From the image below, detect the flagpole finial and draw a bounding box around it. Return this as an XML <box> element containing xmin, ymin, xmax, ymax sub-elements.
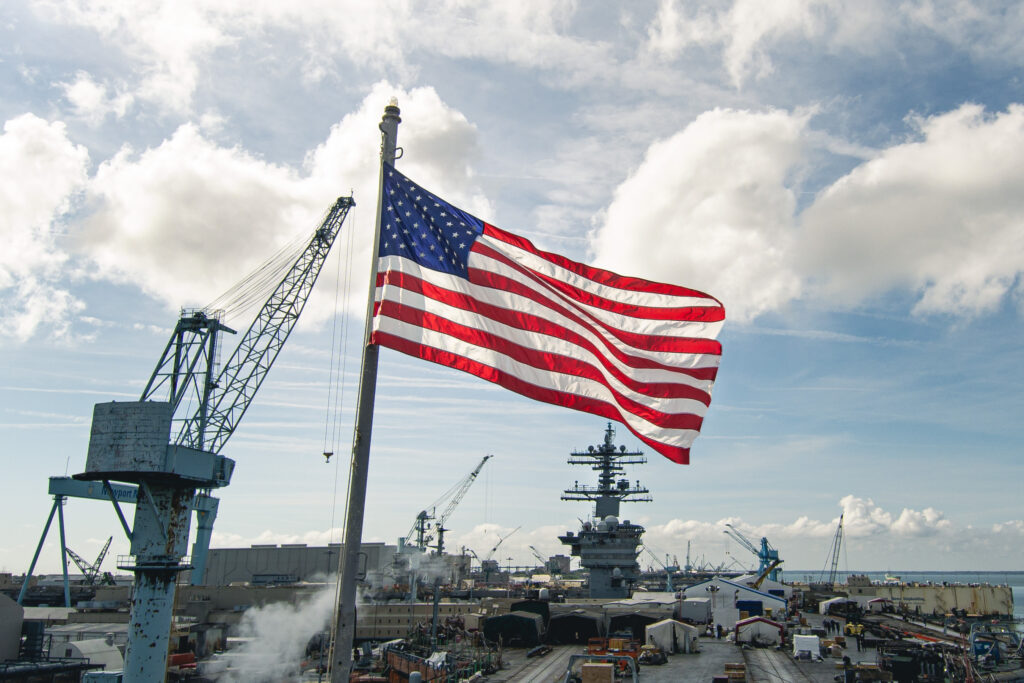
<box><xmin>380</xmin><ymin>99</ymin><xmax>402</xmax><ymax>162</ymax></box>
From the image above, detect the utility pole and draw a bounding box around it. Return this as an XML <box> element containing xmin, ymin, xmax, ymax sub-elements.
<box><xmin>330</xmin><ymin>99</ymin><xmax>400</xmax><ymax>682</ymax></box>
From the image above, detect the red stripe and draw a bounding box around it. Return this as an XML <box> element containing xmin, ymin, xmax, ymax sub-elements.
<box><xmin>375</xmin><ymin>299</ymin><xmax>710</xmax><ymax>424</ymax></box>
<box><xmin>468</xmin><ymin>267</ymin><xmax>723</xmax><ymax>358</ymax></box>
<box><xmin>371</xmin><ymin>330</ymin><xmax>691</xmax><ymax>464</ymax></box>
<box><xmin>473</xmin><ymin>240</ymin><xmax>724</xmax><ymax>323</ymax></box>
<box><xmin>483</xmin><ymin>223</ymin><xmax>725</xmax><ymax>310</ymax></box>
<box><xmin>376</xmin><ymin>269</ymin><xmax>719</xmax><ymax>382</ymax></box>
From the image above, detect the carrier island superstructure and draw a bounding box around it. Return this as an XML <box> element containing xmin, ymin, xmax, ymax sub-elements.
<box><xmin>558</xmin><ymin>423</ymin><xmax>652</xmax><ymax>598</ymax></box>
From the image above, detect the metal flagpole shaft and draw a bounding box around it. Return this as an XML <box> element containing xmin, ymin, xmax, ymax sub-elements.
<box><xmin>330</xmin><ymin>99</ymin><xmax>401</xmax><ymax>682</ymax></box>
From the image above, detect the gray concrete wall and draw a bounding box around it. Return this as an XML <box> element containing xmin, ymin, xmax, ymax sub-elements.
<box><xmin>201</xmin><ymin>543</ymin><xmax>396</xmax><ymax>585</ymax></box>
<box><xmin>0</xmin><ymin>593</ymin><xmax>25</xmax><ymax>660</ymax></box>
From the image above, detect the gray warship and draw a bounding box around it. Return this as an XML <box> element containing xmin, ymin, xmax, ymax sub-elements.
<box><xmin>558</xmin><ymin>423</ymin><xmax>652</xmax><ymax>598</ymax></box>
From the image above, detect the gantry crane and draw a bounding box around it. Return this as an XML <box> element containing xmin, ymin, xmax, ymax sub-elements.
<box><xmin>403</xmin><ymin>454</ymin><xmax>492</xmax><ymax>556</ymax></box>
<box><xmin>75</xmin><ymin>195</ymin><xmax>354</xmax><ymax>681</ymax></box>
<box><xmin>724</xmin><ymin>523</ymin><xmax>782</xmax><ymax>582</ymax></box>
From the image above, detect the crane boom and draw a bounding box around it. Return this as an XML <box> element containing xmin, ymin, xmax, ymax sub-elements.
<box><xmin>486</xmin><ymin>526</ymin><xmax>521</xmax><ymax>561</ymax></box>
<box><xmin>436</xmin><ymin>454</ymin><xmax>491</xmax><ymax>529</ymax></box>
<box><xmin>821</xmin><ymin>513</ymin><xmax>844</xmax><ymax>584</ymax></box>
<box><xmin>176</xmin><ymin>196</ymin><xmax>355</xmax><ymax>453</ymax></box>
<box><xmin>403</xmin><ymin>454</ymin><xmax>492</xmax><ymax>554</ymax></box>
<box><xmin>723</xmin><ymin>524</ymin><xmax>759</xmax><ymax>556</ymax></box>
<box><xmin>724</xmin><ymin>523</ymin><xmax>781</xmax><ymax>580</ymax></box>
<box><xmin>64</xmin><ymin>536</ymin><xmax>112</xmax><ymax>585</ymax></box>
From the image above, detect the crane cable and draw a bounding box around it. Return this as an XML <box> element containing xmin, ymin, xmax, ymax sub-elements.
<box><xmin>325</xmin><ymin>212</ymin><xmax>358</xmax><ymax>661</ymax></box>
<box><xmin>203</xmin><ymin>218</ymin><xmax>319</xmax><ymax>323</ymax></box>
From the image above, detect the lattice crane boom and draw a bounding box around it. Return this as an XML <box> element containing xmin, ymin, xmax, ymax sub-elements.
<box><xmin>436</xmin><ymin>454</ymin><xmax>491</xmax><ymax>531</ymax></box>
<box><xmin>723</xmin><ymin>524</ymin><xmax>759</xmax><ymax>556</ymax></box>
<box><xmin>724</xmin><ymin>523</ymin><xmax>781</xmax><ymax>580</ymax></box>
<box><xmin>174</xmin><ymin>196</ymin><xmax>355</xmax><ymax>453</ymax></box>
<box><xmin>821</xmin><ymin>513</ymin><xmax>845</xmax><ymax>584</ymax></box>
<box><xmin>64</xmin><ymin>536</ymin><xmax>112</xmax><ymax>585</ymax></box>
<box><xmin>486</xmin><ymin>526</ymin><xmax>521</xmax><ymax>561</ymax></box>
<box><xmin>404</xmin><ymin>454</ymin><xmax>492</xmax><ymax>554</ymax></box>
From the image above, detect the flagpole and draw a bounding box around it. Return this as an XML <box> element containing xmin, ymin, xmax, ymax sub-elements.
<box><xmin>329</xmin><ymin>99</ymin><xmax>400</xmax><ymax>682</ymax></box>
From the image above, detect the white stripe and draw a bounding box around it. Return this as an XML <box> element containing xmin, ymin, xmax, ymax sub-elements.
<box><xmin>376</xmin><ymin>282</ymin><xmax>715</xmax><ymax>410</ymax></box>
<box><xmin>469</xmin><ymin>246</ymin><xmax>726</xmax><ymax>340</ymax></box>
<box><xmin>378</xmin><ymin>254</ymin><xmax>723</xmax><ymax>368</ymax></box>
<box><xmin>374</xmin><ymin>314</ymin><xmax>704</xmax><ymax>450</ymax></box>
<box><xmin>479</xmin><ymin>233</ymin><xmax>721</xmax><ymax>311</ymax></box>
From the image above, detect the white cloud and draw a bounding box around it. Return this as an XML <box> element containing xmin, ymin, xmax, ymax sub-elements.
<box><xmin>56</xmin><ymin>71</ymin><xmax>133</xmax><ymax>125</ymax></box>
<box><xmin>891</xmin><ymin>507</ymin><xmax>951</xmax><ymax>536</ymax></box>
<box><xmin>647</xmin><ymin>0</ymin><xmax>832</xmax><ymax>87</ymax></box>
<box><xmin>645</xmin><ymin>1</ymin><xmax>1024</xmax><ymax>88</ymax></box>
<box><xmin>37</xmin><ymin>0</ymin><xmax>231</xmax><ymax>114</ymax></box>
<box><xmin>79</xmin><ymin>81</ymin><xmax>487</xmax><ymax>327</ymax></box>
<box><xmin>590</xmin><ymin>107</ymin><xmax>807</xmax><ymax>322</ymax></box>
<box><xmin>211</xmin><ymin>496</ymin><xmax>1019</xmax><ymax>572</ymax></box>
<box><xmin>591</xmin><ymin>102</ymin><xmax>1024</xmax><ymax>323</ymax></box>
<box><xmin>36</xmin><ymin>1</ymin><xmax>613</xmax><ymax>114</ymax></box>
<box><xmin>0</xmin><ymin>114</ymin><xmax>89</xmax><ymax>342</ymax></box>
<box><xmin>799</xmin><ymin>103</ymin><xmax>1024</xmax><ymax>317</ymax></box>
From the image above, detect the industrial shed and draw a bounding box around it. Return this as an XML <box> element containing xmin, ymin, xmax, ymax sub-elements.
<box><xmin>603</xmin><ymin>597</ymin><xmax>676</xmax><ymax>641</ymax></box>
<box><xmin>734</xmin><ymin>616</ymin><xmax>785</xmax><ymax>646</ymax></box>
<box><xmin>547</xmin><ymin>608</ymin><xmax>603</xmax><ymax>644</ymax></box>
<box><xmin>644</xmin><ymin>619</ymin><xmax>700</xmax><ymax>654</ymax></box>
<box><xmin>482</xmin><ymin>611</ymin><xmax>544</xmax><ymax>647</ymax></box>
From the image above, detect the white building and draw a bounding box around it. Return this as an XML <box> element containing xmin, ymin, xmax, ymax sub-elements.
<box><xmin>680</xmin><ymin>577</ymin><xmax>787</xmax><ymax>629</ymax></box>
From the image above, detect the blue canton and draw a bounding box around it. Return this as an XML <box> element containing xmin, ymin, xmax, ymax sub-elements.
<box><xmin>379</xmin><ymin>163</ymin><xmax>484</xmax><ymax>278</ymax></box>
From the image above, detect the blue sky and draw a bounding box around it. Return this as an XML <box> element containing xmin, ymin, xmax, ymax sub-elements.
<box><xmin>2</xmin><ymin>1</ymin><xmax>1023</xmax><ymax>577</ymax></box>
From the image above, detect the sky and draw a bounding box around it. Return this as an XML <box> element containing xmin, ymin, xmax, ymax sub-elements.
<box><xmin>2</xmin><ymin>1</ymin><xmax>1023</xmax><ymax>579</ymax></box>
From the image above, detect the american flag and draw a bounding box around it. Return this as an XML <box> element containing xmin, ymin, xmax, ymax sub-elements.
<box><xmin>372</xmin><ymin>163</ymin><xmax>724</xmax><ymax>464</ymax></box>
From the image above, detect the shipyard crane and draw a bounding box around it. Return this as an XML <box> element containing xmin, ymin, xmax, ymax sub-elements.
<box><xmin>529</xmin><ymin>545</ymin><xmax>558</xmax><ymax>574</ymax></box>
<box><xmin>724</xmin><ymin>523</ymin><xmax>782</xmax><ymax>582</ymax></box>
<box><xmin>64</xmin><ymin>537</ymin><xmax>115</xmax><ymax>586</ymax></box>
<box><xmin>751</xmin><ymin>559</ymin><xmax>785</xmax><ymax>589</ymax></box>
<box><xmin>485</xmin><ymin>525</ymin><xmax>521</xmax><ymax>562</ymax></box>
<box><xmin>641</xmin><ymin>546</ymin><xmax>678</xmax><ymax>592</ymax></box>
<box><xmin>820</xmin><ymin>513</ymin><xmax>845</xmax><ymax>585</ymax></box>
<box><xmin>76</xmin><ymin>195</ymin><xmax>355</xmax><ymax>682</ymax></box>
<box><xmin>403</xmin><ymin>454</ymin><xmax>492</xmax><ymax>555</ymax></box>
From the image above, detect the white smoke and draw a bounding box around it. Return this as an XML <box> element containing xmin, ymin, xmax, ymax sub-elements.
<box><xmin>218</xmin><ymin>583</ymin><xmax>336</xmax><ymax>682</ymax></box>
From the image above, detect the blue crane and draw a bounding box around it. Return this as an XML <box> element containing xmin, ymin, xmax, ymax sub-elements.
<box><xmin>723</xmin><ymin>523</ymin><xmax>782</xmax><ymax>582</ymax></box>
<box><xmin>76</xmin><ymin>195</ymin><xmax>354</xmax><ymax>681</ymax></box>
